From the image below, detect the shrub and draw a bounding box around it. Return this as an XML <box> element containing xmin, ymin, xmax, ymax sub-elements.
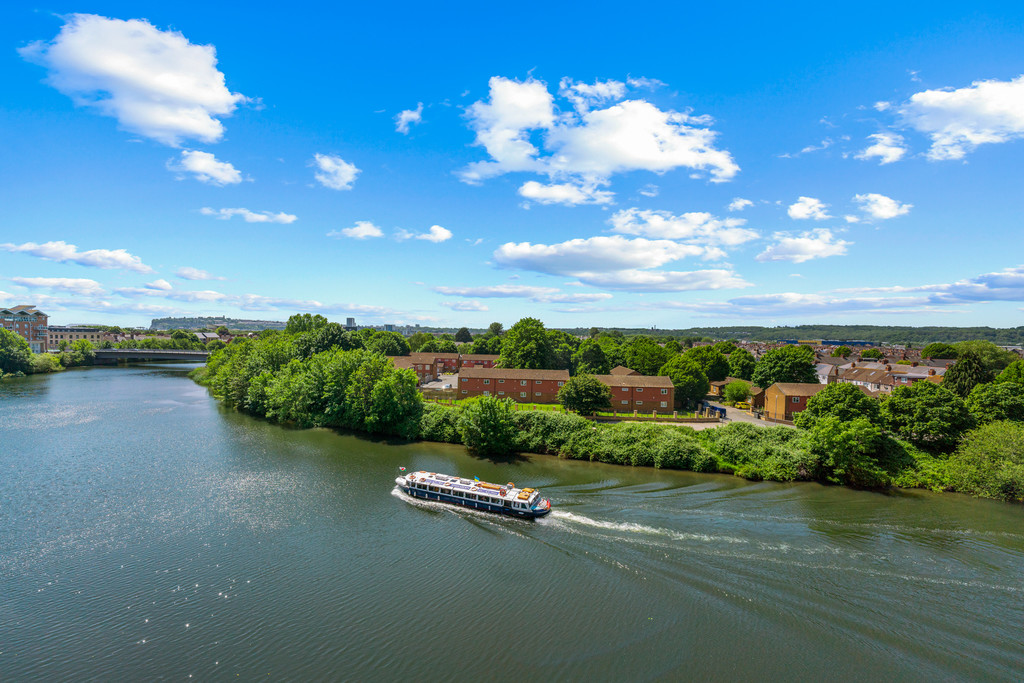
<box><xmin>418</xmin><ymin>403</ymin><xmax>462</xmax><ymax>443</ymax></box>
<box><xmin>512</xmin><ymin>410</ymin><xmax>592</xmax><ymax>454</ymax></box>
<box><xmin>457</xmin><ymin>396</ymin><xmax>518</xmax><ymax>456</ymax></box>
<box><xmin>946</xmin><ymin>421</ymin><xmax>1024</xmax><ymax>503</ymax></box>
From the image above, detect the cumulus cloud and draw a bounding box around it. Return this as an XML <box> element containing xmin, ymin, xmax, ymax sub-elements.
<box><xmin>728</xmin><ymin>198</ymin><xmax>753</xmax><ymax>212</ymax></box>
<box><xmin>11</xmin><ymin>276</ymin><xmax>105</xmax><ymax>296</ymax></box>
<box><xmin>787</xmin><ymin>196</ymin><xmax>831</xmax><ymax>220</ymax></box>
<box><xmin>900</xmin><ymin>75</ymin><xmax>1024</xmax><ymax>160</ymax></box>
<box><xmin>433</xmin><ymin>283</ymin><xmax>613</xmax><ymax>304</ymax></box>
<box><xmin>416</xmin><ymin>225</ymin><xmax>452</xmax><ymax>242</ymax></box>
<box><xmin>200</xmin><ymin>207</ymin><xmax>297</xmax><ymax>223</ymax></box>
<box><xmin>175</xmin><ymin>266</ymin><xmax>225</xmax><ymax>281</ymax></box>
<box><xmin>756</xmin><ymin>229</ymin><xmax>850</xmax><ymax>263</ymax></box>
<box><xmin>312</xmin><ymin>153</ymin><xmax>360</xmax><ymax>190</ymax></box>
<box><xmin>442</xmin><ymin>300</ymin><xmax>489</xmax><ymax>311</ymax></box>
<box><xmin>1</xmin><ymin>240</ymin><xmax>153</xmax><ymax>273</ymax></box>
<box><xmin>145</xmin><ymin>278</ymin><xmax>172</xmax><ymax>290</ymax></box>
<box><xmin>853</xmin><ymin>193</ymin><xmax>912</xmax><ymax>220</ymax></box>
<box><xmin>570</xmin><ymin>269</ymin><xmax>750</xmax><ymax>292</ymax></box>
<box><xmin>609</xmin><ymin>208</ymin><xmax>759</xmax><ymax>246</ymax></box>
<box><xmin>19</xmin><ymin>14</ymin><xmax>246</xmax><ymax>146</ymax></box>
<box><xmin>855</xmin><ymin>132</ymin><xmax>907</xmax><ymax>164</ymax></box>
<box><xmin>395</xmin><ymin>102</ymin><xmax>423</xmax><ymax>134</ymax></box>
<box><xmin>169</xmin><ymin>150</ymin><xmax>243</xmax><ymax>185</ymax></box>
<box><xmin>460</xmin><ymin>76</ymin><xmax>738</xmax><ymax>194</ymax></box>
<box><xmin>638</xmin><ymin>184</ymin><xmax>659</xmax><ymax>197</ymax></box>
<box><xmin>517</xmin><ymin>180</ymin><xmax>613</xmax><ymax>206</ymax></box>
<box><xmin>328</xmin><ymin>221</ymin><xmax>384</xmax><ymax>239</ymax></box>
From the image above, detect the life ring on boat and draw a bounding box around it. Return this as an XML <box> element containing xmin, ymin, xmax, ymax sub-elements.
<box><xmin>499</xmin><ymin>489</ymin><xmax>506</xmax><ymax>496</ymax></box>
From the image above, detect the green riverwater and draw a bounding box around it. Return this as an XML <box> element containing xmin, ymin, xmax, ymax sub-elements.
<box><xmin>1</xmin><ymin>364</ymin><xmax>1023</xmax><ymax>681</ymax></box>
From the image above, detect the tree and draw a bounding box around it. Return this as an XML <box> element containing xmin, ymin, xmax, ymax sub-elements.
<box><xmin>860</xmin><ymin>348</ymin><xmax>883</xmax><ymax>359</ymax></box>
<box><xmin>682</xmin><ymin>346</ymin><xmax>730</xmax><ymax>382</ymax></box>
<box><xmin>365</xmin><ymin>331</ymin><xmax>411</xmax><ymax>357</ymax></box>
<box><xmin>487</xmin><ymin>322</ymin><xmax>504</xmax><ymax>337</ymax></box>
<box><xmin>408</xmin><ymin>331</ymin><xmax>434</xmax><ymax>351</ymax></box>
<box><xmin>713</xmin><ymin>340</ymin><xmax>737</xmax><ymax>355</ymax></box>
<box><xmin>285</xmin><ymin>313</ymin><xmax>329</xmax><ymax>334</ymax></box>
<box><xmin>954</xmin><ymin>340</ymin><xmax>1018</xmax><ymax>374</ymax></box>
<box><xmin>558</xmin><ymin>375</ymin><xmax>612</xmax><ymax>414</ymax></box>
<box><xmin>497</xmin><ymin>317</ymin><xmax>555</xmax><ymax>369</ymax></box>
<box><xmin>457</xmin><ymin>396</ymin><xmax>518</xmax><ymax>456</ymax></box>
<box><xmin>366</xmin><ymin>368</ymin><xmax>423</xmax><ymax>439</ymax></box>
<box><xmin>215</xmin><ymin>326</ymin><xmax>230</xmax><ymax>336</ymax></box>
<box><xmin>965</xmin><ymin>382</ymin><xmax>1024</xmax><ymax>424</ymax></box>
<box><xmin>803</xmin><ymin>416</ymin><xmax>889</xmax><ymax>488</ymax></box>
<box><xmin>663</xmin><ymin>339</ymin><xmax>681</xmax><ymax>354</ymax></box>
<box><xmin>455</xmin><ymin>327</ymin><xmax>473</xmax><ymax>343</ymax></box>
<box><xmin>207</xmin><ymin>339</ymin><xmax>226</xmax><ymax>351</ymax></box>
<box><xmin>658</xmin><ymin>356</ymin><xmax>709</xmax><ymax>408</ymax></box>
<box><xmin>624</xmin><ymin>336</ymin><xmax>669</xmax><ymax>375</ymax></box>
<box><xmin>943</xmin><ymin>351</ymin><xmax>994</xmax><ymax>397</ymax></box>
<box><xmin>572</xmin><ymin>339</ymin><xmax>610</xmax><ymax>375</ymax></box>
<box><xmin>881</xmin><ymin>381</ymin><xmax>974</xmax><ymax>451</ymax></box>
<box><xmin>723</xmin><ymin>380</ymin><xmax>750</xmax><ymax>403</ymax></box>
<box><xmin>830</xmin><ymin>346</ymin><xmax>852</xmax><ymax>357</ymax></box>
<box><xmin>921</xmin><ymin>342</ymin><xmax>958</xmax><ymax>359</ymax></box>
<box><xmin>728</xmin><ymin>348</ymin><xmax>756</xmax><ymax>381</ymax></box>
<box><xmin>794</xmin><ymin>382</ymin><xmax>881</xmax><ymax>429</ymax></box>
<box><xmin>0</xmin><ymin>328</ymin><xmax>32</xmax><ymax>374</ymax></box>
<box><xmin>996</xmin><ymin>360</ymin><xmax>1024</xmax><ymax>386</ymax></box>
<box><xmin>751</xmin><ymin>345</ymin><xmax>816</xmax><ymax>387</ymax></box>
<box><xmin>946</xmin><ymin>421</ymin><xmax>1024</xmax><ymax>502</ymax></box>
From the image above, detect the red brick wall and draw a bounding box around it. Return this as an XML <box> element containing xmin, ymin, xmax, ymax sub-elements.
<box><xmin>459</xmin><ymin>377</ymin><xmax>564</xmax><ymax>404</ymax></box>
<box><xmin>606</xmin><ymin>385</ymin><xmax>674</xmax><ymax>414</ymax></box>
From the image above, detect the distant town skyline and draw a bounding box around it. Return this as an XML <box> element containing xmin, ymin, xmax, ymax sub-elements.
<box><xmin>3</xmin><ymin>3</ymin><xmax>1023</xmax><ymax>328</ymax></box>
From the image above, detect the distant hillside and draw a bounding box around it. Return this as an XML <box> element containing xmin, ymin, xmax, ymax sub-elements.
<box><xmin>150</xmin><ymin>316</ymin><xmax>287</xmax><ymax>331</ymax></box>
<box><xmin>570</xmin><ymin>325</ymin><xmax>1024</xmax><ymax>345</ymax></box>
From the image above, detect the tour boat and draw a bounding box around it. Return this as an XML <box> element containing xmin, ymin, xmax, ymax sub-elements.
<box><xmin>395</xmin><ymin>471</ymin><xmax>552</xmax><ymax>518</ymax></box>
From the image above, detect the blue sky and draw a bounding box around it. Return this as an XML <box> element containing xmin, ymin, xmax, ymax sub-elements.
<box><xmin>2</xmin><ymin>2</ymin><xmax>1024</xmax><ymax>329</ymax></box>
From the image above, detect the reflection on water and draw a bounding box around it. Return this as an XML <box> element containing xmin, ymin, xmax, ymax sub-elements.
<box><xmin>1</xmin><ymin>364</ymin><xmax>1023</xmax><ymax>681</ymax></box>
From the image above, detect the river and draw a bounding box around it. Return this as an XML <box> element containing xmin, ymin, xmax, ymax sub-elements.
<box><xmin>1</xmin><ymin>364</ymin><xmax>1022</xmax><ymax>681</ymax></box>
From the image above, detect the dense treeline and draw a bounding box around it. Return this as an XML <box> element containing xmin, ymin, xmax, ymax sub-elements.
<box><xmin>566</xmin><ymin>325</ymin><xmax>1024</xmax><ymax>346</ymax></box>
<box><xmin>190</xmin><ymin>318</ymin><xmax>1024</xmax><ymax>504</ymax></box>
<box><xmin>0</xmin><ymin>329</ymin><xmax>96</xmax><ymax>376</ymax></box>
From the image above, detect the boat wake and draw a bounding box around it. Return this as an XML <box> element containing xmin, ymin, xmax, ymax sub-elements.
<box><xmin>548</xmin><ymin>510</ymin><xmax>750</xmax><ymax>546</ymax></box>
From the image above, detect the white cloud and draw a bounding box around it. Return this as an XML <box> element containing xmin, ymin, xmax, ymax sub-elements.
<box><xmin>19</xmin><ymin>14</ymin><xmax>245</xmax><ymax>146</ymax></box>
<box><xmin>518</xmin><ymin>180</ymin><xmax>613</xmax><ymax>206</ymax></box>
<box><xmin>787</xmin><ymin>196</ymin><xmax>831</xmax><ymax>220</ymax></box>
<box><xmin>780</xmin><ymin>138</ymin><xmax>833</xmax><ymax>158</ymax></box>
<box><xmin>495</xmin><ymin>235</ymin><xmax>708</xmax><ymax>274</ymax></box>
<box><xmin>395</xmin><ymin>102</ymin><xmax>423</xmax><ymax>134</ymax></box>
<box><xmin>416</xmin><ymin>225</ymin><xmax>452</xmax><ymax>243</ymax></box>
<box><xmin>460</xmin><ymin>76</ymin><xmax>738</xmax><ymax>191</ymax></box>
<box><xmin>442</xmin><ymin>300</ymin><xmax>489</xmax><ymax>312</ymax></box>
<box><xmin>574</xmin><ymin>269</ymin><xmax>749</xmax><ymax>292</ymax></box>
<box><xmin>638</xmin><ymin>184</ymin><xmax>659</xmax><ymax>197</ymax></box>
<box><xmin>855</xmin><ymin>132</ymin><xmax>907</xmax><ymax>164</ymax></box>
<box><xmin>11</xmin><ymin>276</ymin><xmax>105</xmax><ymax>296</ymax></box>
<box><xmin>175</xmin><ymin>266</ymin><xmax>225</xmax><ymax>281</ymax></box>
<box><xmin>169</xmin><ymin>150</ymin><xmax>243</xmax><ymax>185</ymax></box>
<box><xmin>756</xmin><ymin>229</ymin><xmax>850</xmax><ymax>263</ymax></box>
<box><xmin>853</xmin><ymin>193</ymin><xmax>912</xmax><ymax>220</ymax></box>
<box><xmin>200</xmin><ymin>207</ymin><xmax>297</xmax><ymax>223</ymax></box>
<box><xmin>329</xmin><ymin>221</ymin><xmax>384</xmax><ymax>240</ymax></box>
<box><xmin>609</xmin><ymin>208</ymin><xmax>759</xmax><ymax>246</ymax></box>
<box><xmin>312</xmin><ymin>153</ymin><xmax>360</xmax><ymax>190</ymax></box>
<box><xmin>874</xmin><ymin>101</ymin><xmax>892</xmax><ymax>112</ymax></box>
<box><xmin>433</xmin><ymin>283</ymin><xmax>613</xmax><ymax>304</ymax></box>
<box><xmin>844</xmin><ymin>215</ymin><xmax>861</xmax><ymax>223</ymax></box>
<box><xmin>145</xmin><ymin>278</ymin><xmax>172</xmax><ymax>290</ymax></box>
<box><xmin>899</xmin><ymin>75</ymin><xmax>1024</xmax><ymax>160</ymax></box>
<box><xmin>1</xmin><ymin>240</ymin><xmax>153</xmax><ymax>273</ymax></box>
<box><xmin>728</xmin><ymin>198</ymin><xmax>753</xmax><ymax>212</ymax></box>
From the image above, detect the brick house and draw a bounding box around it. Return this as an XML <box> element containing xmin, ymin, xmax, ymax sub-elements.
<box><xmin>458</xmin><ymin>354</ymin><xmax>499</xmax><ymax>369</ymax></box>
<box><xmin>47</xmin><ymin>326</ymin><xmax>105</xmax><ymax>349</ymax></box>
<box><xmin>609</xmin><ymin>365</ymin><xmax>640</xmax><ymax>376</ymax></box>
<box><xmin>709</xmin><ymin>376</ymin><xmax>749</xmax><ymax>397</ymax></box>
<box><xmin>592</xmin><ymin>374</ymin><xmax>675</xmax><ymax>414</ymax></box>
<box><xmin>1</xmin><ymin>305</ymin><xmax>48</xmax><ymax>353</ymax></box>
<box><xmin>458</xmin><ymin>367</ymin><xmax>569</xmax><ymax>403</ymax></box>
<box><xmin>763</xmin><ymin>383</ymin><xmax>827</xmax><ymax>422</ymax></box>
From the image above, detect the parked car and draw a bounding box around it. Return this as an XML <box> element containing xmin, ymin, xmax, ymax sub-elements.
<box><xmin>735</xmin><ymin>401</ymin><xmax>751</xmax><ymax>410</ymax></box>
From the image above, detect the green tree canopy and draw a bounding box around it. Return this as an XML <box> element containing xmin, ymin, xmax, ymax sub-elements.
<box><xmin>497</xmin><ymin>317</ymin><xmax>556</xmax><ymax>369</ymax></box>
<box><xmin>803</xmin><ymin>416</ymin><xmax>890</xmax><ymax>488</ymax></box>
<box><xmin>712</xmin><ymin>340</ymin><xmax>737</xmax><ymax>355</ymax></box>
<box><xmin>723</xmin><ymin>380</ymin><xmax>751</xmax><ymax>403</ymax></box>
<box><xmin>663</xmin><ymin>338</ymin><xmax>682</xmax><ymax>354</ymax></box>
<box><xmin>751</xmin><ymin>345</ymin><xmax>816</xmax><ymax>387</ymax></box>
<box><xmin>965</xmin><ymin>382</ymin><xmax>1024</xmax><ymax>424</ymax></box>
<box><xmin>996</xmin><ymin>360</ymin><xmax>1024</xmax><ymax>385</ymax></box>
<box><xmin>419</xmin><ymin>339</ymin><xmax>457</xmax><ymax>353</ymax></box>
<box><xmin>943</xmin><ymin>351</ymin><xmax>994</xmax><ymax>397</ymax></box>
<box><xmin>860</xmin><ymin>348</ymin><xmax>883</xmax><ymax>359</ymax></box>
<box><xmin>572</xmin><ymin>339</ymin><xmax>610</xmax><ymax>375</ymax></box>
<box><xmin>624</xmin><ymin>336</ymin><xmax>669</xmax><ymax>375</ymax></box>
<box><xmin>794</xmin><ymin>382</ymin><xmax>881</xmax><ymax>429</ymax></box>
<box><xmin>365</xmin><ymin>331</ymin><xmax>411</xmax><ymax>356</ymax></box>
<box><xmin>457</xmin><ymin>396</ymin><xmax>519</xmax><ymax>456</ymax></box>
<box><xmin>0</xmin><ymin>328</ymin><xmax>33</xmax><ymax>375</ymax></box>
<box><xmin>658</xmin><ymin>356</ymin><xmax>709</xmax><ymax>408</ymax></box>
<box><xmin>558</xmin><ymin>375</ymin><xmax>613</xmax><ymax>414</ymax></box>
<box><xmin>921</xmin><ymin>342</ymin><xmax>958</xmax><ymax>359</ymax></box>
<box><xmin>830</xmin><ymin>346</ymin><xmax>852</xmax><ymax>357</ymax></box>
<box><xmin>682</xmin><ymin>345</ymin><xmax>730</xmax><ymax>382</ymax></box>
<box><xmin>728</xmin><ymin>347</ymin><xmax>756</xmax><ymax>381</ymax></box>
<box><xmin>881</xmin><ymin>381</ymin><xmax>974</xmax><ymax>451</ymax></box>
<box><xmin>215</xmin><ymin>325</ymin><xmax>230</xmax><ymax>336</ymax></box>
<box><xmin>455</xmin><ymin>327</ymin><xmax>473</xmax><ymax>343</ymax></box>
<box><xmin>408</xmin><ymin>331</ymin><xmax>434</xmax><ymax>351</ymax></box>
<box><xmin>945</xmin><ymin>421</ymin><xmax>1024</xmax><ymax>502</ymax></box>
<box><xmin>954</xmin><ymin>340</ymin><xmax>1019</xmax><ymax>374</ymax></box>
<box><xmin>487</xmin><ymin>322</ymin><xmax>504</xmax><ymax>337</ymax></box>
<box><xmin>285</xmin><ymin>313</ymin><xmax>330</xmax><ymax>334</ymax></box>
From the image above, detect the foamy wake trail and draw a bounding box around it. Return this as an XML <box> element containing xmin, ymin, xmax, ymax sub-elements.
<box><xmin>550</xmin><ymin>510</ymin><xmax>749</xmax><ymax>545</ymax></box>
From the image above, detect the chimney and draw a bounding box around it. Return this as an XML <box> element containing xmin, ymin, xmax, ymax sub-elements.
<box><xmin>911</xmin><ymin>361</ymin><xmax>918</xmax><ymax>367</ymax></box>
<box><xmin>884</xmin><ymin>364</ymin><xmax>891</xmax><ymax>371</ymax></box>
<box><xmin>928</xmin><ymin>369</ymin><xmax>936</xmax><ymax>376</ymax></box>
<box><xmin>850</xmin><ymin>362</ymin><xmax>856</xmax><ymax>368</ymax></box>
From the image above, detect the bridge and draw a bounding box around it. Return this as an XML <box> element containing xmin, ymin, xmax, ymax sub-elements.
<box><xmin>93</xmin><ymin>348</ymin><xmax>211</xmax><ymax>363</ymax></box>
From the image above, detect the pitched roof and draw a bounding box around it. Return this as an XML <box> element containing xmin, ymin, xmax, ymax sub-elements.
<box><xmin>767</xmin><ymin>383</ymin><xmax>827</xmax><ymax>396</ymax></box>
<box><xmin>609</xmin><ymin>365</ymin><xmax>640</xmax><ymax>375</ymax></box>
<box><xmin>459</xmin><ymin>354</ymin><xmax>499</xmax><ymax>360</ymax></box>
<box><xmin>459</xmin><ymin>367</ymin><xmax>569</xmax><ymax>381</ymax></box>
<box><xmin>387</xmin><ymin>356</ymin><xmax>415</xmax><ymax>370</ymax></box>
<box><xmin>592</xmin><ymin>374</ymin><xmax>674</xmax><ymax>389</ymax></box>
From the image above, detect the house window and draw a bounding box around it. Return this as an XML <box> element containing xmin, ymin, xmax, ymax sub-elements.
<box><xmin>636</xmin><ymin>401</ymin><xmax>643</xmax><ymax>406</ymax></box>
<box><xmin>621</xmin><ymin>400</ymin><xmax>629</xmax><ymax>405</ymax></box>
<box><xmin>557</xmin><ymin>381</ymin><xmax>564</xmax><ymax>386</ymax></box>
<box><xmin>791</xmin><ymin>397</ymin><xmax>801</xmax><ymax>403</ymax></box>
<box><xmin>498</xmin><ymin>391</ymin><xmax>505</xmax><ymax>395</ymax></box>
<box><xmin>483</xmin><ymin>391</ymin><xmax>490</xmax><ymax>396</ymax></box>
<box><xmin>461</xmin><ymin>390</ymin><xmax>467</xmax><ymax>394</ymax></box>
<box><xmin>535</xmin><ymin>380</ymin><xmax>542</xmax><ymax>385</ymax></box>
<box><xmin>461</xmin><ymin>378</ymin><xmax>468</xmax><ymax>383</ymax></box>
<box><xmin>661</xmin><ymin>389</ymin><xmax>668</xmax><ymax>395</ymax></box>
<box><xmin>498</xmin><ymin>379</ymin><xmax>504</xmax><ymax>383</ymax></box>
<box><xmin>660</xmin><ymin>401</ymin><xmax>667</xmax><ymax>408</ymax></box>
<box><xmin>535</xmin><ymin>392</ymin><xmax>541</xmax><ymax>397</ymax></box>
<box><xmin>636</xmin><ymin>388</ymin><xmax>644</xmax><ymax>393</ymax></box>
<box><xmin>483</xmin><ymin>379</ymin><xmax>490</xmax><ymax>384</ymax></box>
<box><xmin>520</xmin><ymin>392</ymin><xmax>527</xmax><ymax>398</ymax></box>
<box><xmin>621</xmin><ymin>387</ymin><xmax>629</xmax><ymax>392</ymax></box>
<box><xmin>521</xmin><ymin>380</ymin><xmax>527</xmax><ymax>386</ymax></box>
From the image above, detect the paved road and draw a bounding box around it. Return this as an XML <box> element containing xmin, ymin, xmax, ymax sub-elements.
<box><xmin>705</xmin><ymin>399</ymin><xmax>795</xmax><ymax>428</ymax></box>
